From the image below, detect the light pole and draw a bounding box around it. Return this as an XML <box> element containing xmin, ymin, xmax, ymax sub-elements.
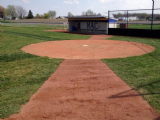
<box><xmin>151</xmin><ymin>0</ymin><xmax>154</xmax><ymax>30</ymax></box>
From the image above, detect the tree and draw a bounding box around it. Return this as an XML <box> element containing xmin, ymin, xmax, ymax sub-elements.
<box><xmin>82</xmin><ymin>11</ymin><xmax>85</xmax><ymax>16</ymax></box>
<box><xmin>43</xmin><ymin>13</ymin><xmax>50</xmax><ymax>19</ymax></box>
<box><xmin>48</xmin><ymin>10</ymin><xmax>56</xmax><ymax>19</ymax></box>
<box><xmin>85</xmin><ymin>9</ymin><xmax>96</xmax><ymax>16</ymax></box>
<box><xmin>6</xmin><ymin>5</ymin><xmax>16</xmax><ymax>19</ymax></box>
<box><xmin>138</xmin><ymin>13</ymin><xmax>148</xmax><ymax>19</ymax></box>
<box><xmin>35</xmin><ymin>13</ymin><xmax>44</xmax><ymax>19</ymax></box>
<box><xmin>81</xmin><ymin>9</ymin><xmax>96</xmax><ymax>16</ymax></box>
<box><xmin>35</xmin><ymin>13</ymin><xmax>41</xmax><ymax>19</ymax></box>
<box><xmin>27</xmin><ymin>10</ymin><xmax>34</xmax><ymax>19</ymax></box>
<box><xmin>40</xmin><ymin>14</ymin><xmax>44</xmax><ymax>19</ymax></box>
<box><xmin>0</xmin><ymin>6</ymin><xmax>6</xmax><ymax>19</ymax></box>
<box><xmin>16</xmin><ymin>6</ymin><xmax>27</xmax><ymax>19</ymax></box>
<box><xmin>68</xmin><ymin>12</ymin><xmax>74</xmax><ymax>17</ymax></box>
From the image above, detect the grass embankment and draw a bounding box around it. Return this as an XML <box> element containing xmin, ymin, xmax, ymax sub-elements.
<box><xmin>103</xmin><ymin>36</ymin><xmax>160</xmax><ymax>113</ymax></box>
<box><xmin>0</xmin><ymin>26</ymin><xmax>90</xmax><ymax>118</ymax></box>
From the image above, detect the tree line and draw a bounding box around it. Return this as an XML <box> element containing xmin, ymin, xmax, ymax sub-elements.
<box><xmin>0</xmin><ymin>5</ymin><xmax>98</xmax><ymax>20</ymax></box>
<box><xmin>67</xmin><ymin>9</ymin><xmax>97</xmax><ymax>17</ymax></box>
<box><xmin>0</xmin><ymin>5</ymin><xmax>56</xmax><ymax>20</ymax></box>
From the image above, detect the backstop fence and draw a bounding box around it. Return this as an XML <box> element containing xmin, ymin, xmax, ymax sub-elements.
<box><xmin>108</xmin><ymin>8</ymin><xmax>160</xmax><ymax>38</ymax></box>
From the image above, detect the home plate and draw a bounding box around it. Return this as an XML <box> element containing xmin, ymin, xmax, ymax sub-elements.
<box><xmin>83</xmin><ymin>45</ymin><xmax>89</xmax><ymax>47</ymax></box>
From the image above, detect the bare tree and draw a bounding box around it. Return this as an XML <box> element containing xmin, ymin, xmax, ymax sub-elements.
<box><xmin>82</xmin><ymin>11</ymin><xmax>85</xmax><ymax>16</ymax></box>
<box><xmin>68</xmin><ymin>12</ymin><xmax>74</xmax><ymax>17</ymax></box>
<box><xmin>35</xmin><ymin>13</ymin><xmax>41</xmax><ymax>19</ymax></box>
<box><xmin>6</xmin><ymin>5</ymin><xmax>16</xmax><ymax>19</ymax></box>
<box><xmin>16</xmin><ymin>6</ymin><xmax>27</xmax><ymax>19</ymax></box>
<box><xmin>0</xmin><ymin>5</ymin><xmax>6</xmax><ymax>19</ymax></box>
<box><xmin>48</xmin><ymin>10</ymin><xmax>56</xmax><ymax>19</ymax></box>
<box><xmin>85</xmin><ymin>9</ymin><xmax>96</xmax><ymax>16</ymax></box>
<box><xmin>81</xmin><ymin>9</ymin><xmax>96</xmax><ymax>16</ymax></box>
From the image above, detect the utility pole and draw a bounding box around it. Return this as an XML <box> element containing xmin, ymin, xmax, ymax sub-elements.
<box><xmin>151</xmin><ymin>0</ymin><xmax>154</xmax><ymax>30</ymax></box>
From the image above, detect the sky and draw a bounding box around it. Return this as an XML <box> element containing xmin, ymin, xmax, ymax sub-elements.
<box><xmin>0</xmin><ymin>0</ymin><xmax>160</xmax><ymax>16</ymax></box>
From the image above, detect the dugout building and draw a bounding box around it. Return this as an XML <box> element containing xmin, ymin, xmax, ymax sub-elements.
<box><xmin>67</xmin><ymin>13</ymin><xmax>117</xmax><ymax>34</ymax></box>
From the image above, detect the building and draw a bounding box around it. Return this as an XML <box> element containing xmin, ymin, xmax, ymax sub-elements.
<box><xmin>56</xmin><ymin>16</ymin><xmax>65</xmax><ymax>19</ymax></box>
<box><xmin>118</xmin><ymin>17</ymin><xmax>139</xmax><ymax>21</ymax></box>
<box><xmin>67</xmin><ymin>13</ymin><xmax>117</xmax><ymax>34</ymax></box>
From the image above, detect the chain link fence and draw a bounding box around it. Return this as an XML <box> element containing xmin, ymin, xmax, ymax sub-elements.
<box><xmin>109</xmin><ymin>8</ymin><xmax>160</xmax><ymax>30</ymax></box>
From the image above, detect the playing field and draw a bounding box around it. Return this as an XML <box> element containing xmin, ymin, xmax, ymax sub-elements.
<box><xmin>0</xmin><ymin>26</ymin><xmax>160</xmax><ymax>119</ymax></box>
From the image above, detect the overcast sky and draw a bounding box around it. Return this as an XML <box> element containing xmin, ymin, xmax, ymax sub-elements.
<box><xmin>1</xmin><ymin>0</ymin><xmax>160</xmax><ymax>16</ymax></box>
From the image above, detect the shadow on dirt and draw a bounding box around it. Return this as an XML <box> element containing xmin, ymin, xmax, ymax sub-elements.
<box><xmin>154</xmin><ymin>116</ymin><xmax>160</xmax><ymax>120</ymax></box>
<box><xmin>108</xmin><ymin>79</ymin><xmax>160</xmax><ymax>98</ymax></box>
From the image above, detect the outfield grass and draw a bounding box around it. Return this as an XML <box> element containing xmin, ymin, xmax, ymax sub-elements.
<box><xmin>103</xmin><ymin>36</ymin><xmax>160</xmax><ymax>113</ymax></box>
<box><xmin>117</xmin><ymin>24</ymin><xmax>160</xmax><ymax>29</ymax></box>
<box><xmin>129</xmin><ymin>24</ymin><xmax>160</xmax><ymax>29</ymax></box>
<box><xmin>0</xmin><ymin>26</ymin><xmax>90</xmax><ymax>118</ymax></box>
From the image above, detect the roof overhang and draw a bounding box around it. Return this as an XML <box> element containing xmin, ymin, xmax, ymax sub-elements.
<box><xmin>68</xmin><ymin>18</ymin><xmax>108</xmax><ymax>20</ymax></box>
<box><xmin>67</xmin><ymin>16</ymin><xmax>109</xmax><ymax>20</ymax></box>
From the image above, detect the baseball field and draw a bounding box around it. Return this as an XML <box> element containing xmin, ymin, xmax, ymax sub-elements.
<box><xmin>0</xmin><ymin>25</ymin><xmax>160</xmax><ymax>119</ymax></box>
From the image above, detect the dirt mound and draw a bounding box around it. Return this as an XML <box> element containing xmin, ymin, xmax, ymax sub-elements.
<box><xmin>22</xmin><ymin>40</ymin><xmax>155</xmax><ymax>59</ymax></box>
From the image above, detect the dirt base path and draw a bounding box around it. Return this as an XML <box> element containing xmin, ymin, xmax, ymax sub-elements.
<box><xmin>4</xmin><ymin>60</ymin><xmax>160</xmax><ymax>120</ymax></box>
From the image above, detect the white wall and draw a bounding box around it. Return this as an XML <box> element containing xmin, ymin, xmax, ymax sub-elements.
<box><xmin>109</xmin><ymin>23</ymin><xmax>117</xmax><ymax>28</ymax></box>
<box><xmin>69</xmin><ymin>20</ymin><xmax>118</xmax><ymax>34</ymax></box>
<box><xmin>80</xmin><ymin>22</ymin><xmax>107</xmax><ymax>30</ymax></box>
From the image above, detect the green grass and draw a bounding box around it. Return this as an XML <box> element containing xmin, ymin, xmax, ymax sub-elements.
<box><xmin>1</xmin><ymin>25</ymin><xmax>160</xmax><ymax>118</ymax></box>
<box><xmin>129</xmin><ymin>24</ymin><xmax>160</xmax><ymax>29</ymax></box>
<box><xmin>0</xmin><ymin>26</ymin><xmax>90</xmax><ymax>54</ymax></box>
<box><xmin>0</xmin><ymin>20</ymin><xmax>11</xmax><ymax>23</ymax></box>
<box><xmin>0</xmin><ymin>26</ymin><xmax>90</xmax><ymax>118</ymax></box>
<box><xmin>103</xmin><ymin>36</ymin><xmax>160</xmax><ymax>113</ymax></box>
<box><xmin>117</xmin><ymin>24</ymin><xmax>160</xmax><ymax>29</ymax></box>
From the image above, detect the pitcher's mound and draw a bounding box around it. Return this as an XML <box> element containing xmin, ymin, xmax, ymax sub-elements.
<box><xmin>21</xmin><ymin>40</ymin><xmax>155</xmax><ymax>59</ymax></box>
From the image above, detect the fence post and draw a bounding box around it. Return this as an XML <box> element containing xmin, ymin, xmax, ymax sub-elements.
<box><xmin>108</xmin><ymin>10</ymin><xmax>110</xmax><ymax>34</ymax></box>
<box><xmin>63</xmin><ymin>23</ymin><xmax>65</xmax><ymax>29</ymax></box>
<box><xmin>98</xmin><ymin>20</ymin><xmax>99</xmax><ymax>34</ymax></box>
<box><xmin>151</xmin><ymin>0</ymin><xmax>154</xmax><ymax>30</ymax></box>
<box><xmin>127</xmin><ymin>10</ymin><xmax>129</xmax><ymax>28</ymax></box>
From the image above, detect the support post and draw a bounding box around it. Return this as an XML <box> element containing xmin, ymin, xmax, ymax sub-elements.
<box><xmin>127</xmin><ymin>10</ymin><xmax>128</xmax><ymax>28</ymax></box>
<box><xmin>151</xmin><ymin>0</ymin><xmax>154</xmax><ymax>30</ymax></box>
<box><xmin>98</xmin><ymin>20</ymin><xmax>99</xmax><ymax>34</ymax></box>
<box><xmin>92</xmin><ymin>21</ymin><xmax>93</xmax><ymax>34</ymax></box>
<box><xmin>108</xmin><ymin>10</ymin><xmax>110</xmax><ymax>34</ymax></box>
<box><xmin>63</xmin><ymin>23</ymin><xmax>65</xmax><ymax>30</ymax></box>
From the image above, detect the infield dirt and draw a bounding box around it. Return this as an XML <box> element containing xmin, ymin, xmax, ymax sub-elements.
<box><xmin>3</xmin><ymin>60</ymin><xmax>160</xmax><ymax>120</ymax></box>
